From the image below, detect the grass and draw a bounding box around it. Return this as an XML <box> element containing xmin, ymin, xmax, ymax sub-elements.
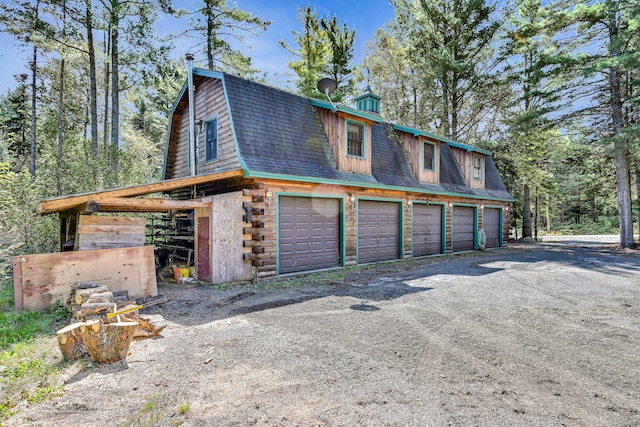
<box><xmin>0</xmin><ymin>279</ymin><xmax>73</xmax><ymax>421</ymax></box>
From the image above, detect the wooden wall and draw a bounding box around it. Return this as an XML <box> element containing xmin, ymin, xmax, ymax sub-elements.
<box><xmin>317</xmin><ymin>109</ymin><xmax>372</xmax><ymax>176</ymax></box>
<box><xmin>167</xmin><ymin>77</ymin><xmax>241</xmax><ymax>179</ymax></box>
<box><xmin>75</xmin><ymin>216</ymin><xmax>145</xmax><ymax>250</ymax></box>
<box><xmin>242</xmin><ymin>178</ymin><xmax>509</xmax><ymax>279</ymax></box>
<box><xmin>396</xmin><ymin>132</ymin><xmax>440</xmax><ymax>184</ymax></box>
<box><xmin>451</xmin><ymin>147</ymin><xmax>485</xmax><ymax>190</ymax></box>
<box><xmin>13</xmin><ymin>246</ymin><xmax>157</xmax><ymax>311</ymax></box>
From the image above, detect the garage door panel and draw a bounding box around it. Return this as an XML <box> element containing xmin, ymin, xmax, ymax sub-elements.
<box><xmin>413</xmin><ymin>204</ymin><xmax>443</xmax><ymax>256</ymax></box>
<box><xmin>358</xmin><ymin>201</ymin><xmax>401</xmax><ymax>264</ymax></box>
<box><xmin>483</xmin><ymin>208</ymin><xmax>501</xmax><ymax>248</ymax></box>
<box><xmin>453</xmin><ymin>206</ymin><xmax>475</xmax><ymax>252</ymax></box>
<box><xmin>279</xmin><ymin>197</ymin><xmax>340</xmax><ymax>274</ymax></box>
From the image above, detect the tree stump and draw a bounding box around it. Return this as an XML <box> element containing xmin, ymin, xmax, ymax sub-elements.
<box><xmin>57</xmin><ymin>323</ymin><xmax>87</xmax><ymax>360</ymax></box>
<box><xmin>79</xmin><ymin>319</ymin><xmax>138</xmax><ymax>364</ymax></box>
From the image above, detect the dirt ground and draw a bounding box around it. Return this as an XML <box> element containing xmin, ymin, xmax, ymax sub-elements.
<box><xmin>5</xmin><ymin>240</ymin><xmax>640</xmax><ymax>427</ymax></box>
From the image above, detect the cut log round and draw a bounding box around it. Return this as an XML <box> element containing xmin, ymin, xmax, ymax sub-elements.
<box><xmin>79</xmin><ymin>319</ymin><xmax>139</xmax><ymax>364</ymax></box>
<box><xmin>57</xmin><ymin>322</ymin><xmax>87</xmax><ymax>360</ymax></box>
<box><xmin>74</xmin><ymin>285</ymin><xmax>109</xmax><ymax>305</ymax></box>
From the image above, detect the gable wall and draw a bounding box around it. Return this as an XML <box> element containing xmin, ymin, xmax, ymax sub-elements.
<box><xmin>451</xmin><ymin>146</ymin><xmax>485</xmax><ymax>190</ymax></box>
<box><xmin>168</xmin><ymin>78</ymin><xmax>241</xmax><ymax>179</ymax></box>
<box><xmin>396</xmin><ymin>132</ymin><xmax>440</xmax><ymax>184</ymax></box>
<box><xmin>317</xmin><ymin>108</ymin><xmax>372</xmax><ymax>175</ymax></box>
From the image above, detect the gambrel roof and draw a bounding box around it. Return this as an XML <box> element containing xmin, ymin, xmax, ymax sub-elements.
<box><xmin>165</xmin><ymin>70</ymin><xmax>513</xmax><ymax>202</ymax></box>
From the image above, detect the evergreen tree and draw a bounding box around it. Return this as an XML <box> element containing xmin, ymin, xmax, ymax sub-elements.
<box><xmin>0</xmin><ymin>76</ymin><xmax>31</xmax><ymax>170</ymax></box>
<box><xmin>282</xmin><ymin>6</ymin><xmax>359</xmax><ymax>102</ymax></box>
<box><xmin>173</xmin><ymin>0</ymin><xmax>270</xmax><ymax>75</ymax></box>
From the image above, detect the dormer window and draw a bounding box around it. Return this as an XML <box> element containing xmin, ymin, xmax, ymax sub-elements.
<box><xmin>346</xmin><ymin>120</ymin><xmax>365</xmax><ymax>158</ymax></box>
<box><xmin>473</xmin><ymin>154</ymin><xmax>482</xmax><ymax>180</ymax></box>
<box><xmin>422</xmin><ymin>141</ymin><xmax>436</xmax><ymax>171</ymax></box>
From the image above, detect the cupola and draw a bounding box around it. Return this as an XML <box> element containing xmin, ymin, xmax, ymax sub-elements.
<box><xmin>354</xmin><ymin>85</ymin><xmax>381</xmax><ymax>115</ymax></box>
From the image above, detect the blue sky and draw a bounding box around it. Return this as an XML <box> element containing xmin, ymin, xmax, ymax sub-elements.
<box><xmin>0</xmin><ymin>0</ymin><xmax>396</xmax><ymax>93</ymax></box>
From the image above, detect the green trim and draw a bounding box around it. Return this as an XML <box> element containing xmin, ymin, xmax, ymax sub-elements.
<box><xmin>203</xmin><ymin>114</ymin><xmax>219</xmax><ymax>163</ymax></box>
<box><xmin>392</xmin><ymin>124</ymin><xmax>449</xmax><ymax>144</ymax></box>
<box><xmin>451</xmin><ymin>204</ymin><xmax>479</xmax><ymax>252</ymax></box>
<box><xmin>355</xmin><ymin>197</ymin><xmax>405</xmax><ymax>264</ymax></box>
<box><xmin>162</xmin><ymin>81</ymin><xmax>189</xmax><ymax>180</ymax></box>
<box><xmin>219</xmin><ymin>75</ymin><xmax>250</xmax><ymax>174</ymax></box>
<box><xmin>275</xmin><ymin>193</ymin><xmax>346</xmax><ymax>275</ymax></box>
<box><xmin>247</xmin><ymin>170</ymin><xmax>514</xmax><ymax>202</ymax></box>
<box><xmin>310</xmin><ymin>98</ymin><xmax>383</xmax><ymax>123</ymax></box>
<box><xmin>448</xmin><ymin>140</ymin><xmax>492</xmax><ymax>156</ymax></box>
<box><xmin>193</xmin><ymin>68</ymin><xmax>224</xmax><ymax>79</ymax></box>
<box><xmin>422</xmin><ymin>141</ymin><xmax>437</xmax><ymax>172</ymax></box>
<box><xmin>345</xmin><ymin>119</ymin><xmax>367</xmax><ymax>159</ymax></box>
<box><xmin>483</xmin><ymin>205</ymin><xmax>504</xmax><ymax>247</ymax></box>
<box><xmin>410</xmin><ymin>201</ymin><xmax>446</xmax><ymax>255</ymax></box>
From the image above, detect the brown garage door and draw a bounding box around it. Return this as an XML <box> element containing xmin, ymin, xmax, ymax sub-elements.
<box><xmin>279</xmin><ymin>197</ymin><xmax>340</xmax><ymax>274</ymax></box>
<box><xmin>412</xmin><ymin>204</ymin><xmax>443</xmax><ymax>256</ymax></box>
<box><xmin>483</xmin><ymin>208</ymin><xmax>501</xmax><ymax>248</ymax></box>
<box><xmin>453</xmin><ymin>206</ymin><xmax>476</xmax><ymax>252</ymax></box>
<box><xmin>358</xmin><ymin>200</ymin><xmax>401</xmax><ymax>263</ymax></box>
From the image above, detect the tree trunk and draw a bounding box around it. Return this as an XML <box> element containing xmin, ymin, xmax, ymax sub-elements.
<box><xmin>110</xmin><ymin>2</ymin><xmax>120</xmax><ymax>179</ymax></box>
<box><xmin>29</xmin><ymin>0</ymin><xmax>39</xmax><ymax>178</ymax></box>
<box><xmin>636</xmin><ymin>168</ymin><xmax>640</xmax><ymax>243</ymax></box>
<box><xmin>545</xmin><ymin>195</ymin><xmax>551</xmax><ymax>233</ymax></box>
<box><xmin>103</xmin><ymin>24</ymin><xmax>110</xmax><ymax>158</ymax></box>
<box><xmin>522</xmin><ymin>183</ymin><xmax>532</xmax><ymax>238</ymax></box>
<box><xmin>56</xmin><ymin>54</ymin><xmax>65</xmax><ymax>195</ymax></box>
<box><xmin>534</xmin><ymin>192</ymin><xmax>539</xmax><ymax>240</ymax></box>
<box><xmin>86</xmin><ymin>0</ymin><xmax>98</xmax><ymax>157</ymax></box>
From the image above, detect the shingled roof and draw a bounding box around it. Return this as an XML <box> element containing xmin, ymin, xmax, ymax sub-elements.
<box><xmin>204</xmin><ymin>71</ymin><xmax>511</xmax><ymax>201</ymax></box>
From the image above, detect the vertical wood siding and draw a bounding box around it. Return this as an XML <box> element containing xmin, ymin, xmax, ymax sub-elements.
<box><xmin>167</xmin><ymin>77</ymin><xmax>241</xmax><ymax>179</ymax></box>
<box><xmin>317</xmin><ymin>109</ymin><xmax>372</xmax><ymax>175</ymax></box>
<box><xmin>397</xmin><ymin>132</ymin><xmax>440</xmax><ymax>184</ymax></box>
<box><xmin>451</xmin><ymin>147</ymin><xmax>485</xmax><ymax>190</ymax></box>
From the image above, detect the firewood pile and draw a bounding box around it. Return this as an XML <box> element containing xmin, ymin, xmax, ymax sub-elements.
<box><xmin>57</xmin><ymin>282</ymin><xmax>167</xmax><ymax>364</ymax></box>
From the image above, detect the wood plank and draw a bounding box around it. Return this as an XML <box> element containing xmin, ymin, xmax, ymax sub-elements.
<box><xmin>95</xmin><ymin>197</ymin><xmax>211</xmax><ymax>212</ymax></box>
<box><xmin>13</xmin><ymin>246</ymin><xmax>157</xmax><ymax>311</ymax></box>
<box><xmin>36</xmin><ymin>169</ymin><xmax>244</xmax><ymax>214</ymax></box>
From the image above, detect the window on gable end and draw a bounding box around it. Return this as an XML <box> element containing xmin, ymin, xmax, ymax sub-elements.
<box><xmin>472</xmin><ymin>154</ymin><xmax>482</xmax><ymax>180</ymax></box>
<box><xmin>423</xmin><ymin>141</ymin><xmax>436</xmax><ymax>171</ymax></box>
<box><xmin>205</xmin><ymin>117</ymin><xmax>218</xmax><ymax>162</ymax></box>
<box><xmin>346</xmin><ymin>121</ymin><xmax>365</xmax><ymax>158</ymax></box>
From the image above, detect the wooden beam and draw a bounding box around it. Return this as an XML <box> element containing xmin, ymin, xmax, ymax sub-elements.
<box><xmin>94</xmin><ymin>197</ymin><xmax>211</xmax><ymax>212</ymax></box>
<box><xmin>36</xmin><ymin>169</ymin><xmax>244</xmax><ymax>215</ymax></box>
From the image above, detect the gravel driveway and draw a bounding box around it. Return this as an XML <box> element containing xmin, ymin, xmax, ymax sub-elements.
<box><xmin>7</xmin><ymin>240</ymin><xmax>640</xmax><ymax>426</ymax></box>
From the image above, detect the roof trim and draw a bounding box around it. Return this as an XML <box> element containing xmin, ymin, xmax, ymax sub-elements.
<box><xmin>310</xmin><ymin>98</ymin><xmax>383</xmax><ymax>123</ymax></box>
<box><xmin>219</xmin><ymin>73</ymin><xmax>250</xmax><ymax>174</ymax></box>
<box><xmin>246</xmin><ymin>170</ymin><xmax>514</xmax><ymax>203</ymax></box>
<box><xmin>447</xmin><ymin>140</ymin><xmax>492</xmax><ymax>156</ymax></box>
<box><xmin>163</xmin><ymin>81</ymin><xmax>189</xmax><ymax>180</ymax></box>
<box><xmin>37</xmin><ymin>169</ymin><xmax>245</xmax><ymax>215</ymax></box>
<box><xmin>392</xmin><ymin>124</ymin><xmax>449</xmax><ymax>143</ymax></box>
<box><xmin>193</xmin><ymin>68</ymin><xmax>225</xmax><ymax>79</ymax></box>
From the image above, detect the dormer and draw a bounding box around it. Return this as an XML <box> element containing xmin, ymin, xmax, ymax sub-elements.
<box><xmin>392</xmin><ymin>124</ymin><xmax>442</xmax><ymax>185</ymax></box>
<box><xmin>311</xmin><ymin>87</ymin><xmax>385</xmax><ymax>176</ymax></box>
<box><xmin>448</xmin><ymin>142</ymin><xmax>490</xmax><ymax>190</ymax></box>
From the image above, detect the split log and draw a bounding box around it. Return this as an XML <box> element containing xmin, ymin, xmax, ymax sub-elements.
<box><xmin>73</xmin><ymin>282</ymin><xmax>104</xmax><ymax>291</ymax></box>
<box><xmin>79</xmin><ymin>319</ymin><xmax>138</xmax><ymax>364</ymax></box>
<box><xmin>74</xmin><ymin>285</ymin><xmax>109</xmax><ymax>305</ymax></box>
<box><xmin>73</xmin><ymin>302</ymin><xmax>116</xmax><ymax>321</ymax></box>
<box><xmin>57</xmin><ymin>323</ymin><xmax>87</xmax><ymax>360</ymax></box>
<box><xmin>124</xmin><ymin>314</ymin><xmax>167</xmax><ymax>339</ymax></box>
<box><xmin>85</xmin><ymin>291</ymin><xmax>115</xmax><ymax>305</ymax></box>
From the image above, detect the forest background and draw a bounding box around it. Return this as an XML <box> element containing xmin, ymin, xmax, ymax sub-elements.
<box><xmin>0</xmin><ymin>0</ymin><xmax>639</xmax><ymax>286</ymax></box>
